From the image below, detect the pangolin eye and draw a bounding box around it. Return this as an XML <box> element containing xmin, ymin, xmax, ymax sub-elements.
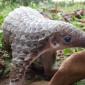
<box><xmin>64</xmin><ymin>36</ymin><xmax>71</xmax><ymax>43</ymax></box>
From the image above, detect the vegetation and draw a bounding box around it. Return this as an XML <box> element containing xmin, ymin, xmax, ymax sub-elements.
<box><xmin>0</xmin><ymin>0</ymin><xmax>85</xmax><ymax>85</ymax></box>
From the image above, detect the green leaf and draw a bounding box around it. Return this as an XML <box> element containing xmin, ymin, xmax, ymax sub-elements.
<box><xmin>64</xmin><ymin>48</ymin><xmax>74</xmax><ymax>56</ymax></box>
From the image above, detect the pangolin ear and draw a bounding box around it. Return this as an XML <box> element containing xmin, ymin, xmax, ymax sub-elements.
<box><xmin>49</xmin><ymin>32</ymin><xmax>60</xmax><ymax>44</ymax></box>
<box><xmin>49</xmin><ymin>32</ymin><xmax>60</xmax><ymax>49</ymax></box>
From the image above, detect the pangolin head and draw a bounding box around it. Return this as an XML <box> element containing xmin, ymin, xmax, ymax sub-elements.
<box><xmin>49</xmin><ymin>21</ymin><xmax>85</xmax><ymax>50</ymax></box>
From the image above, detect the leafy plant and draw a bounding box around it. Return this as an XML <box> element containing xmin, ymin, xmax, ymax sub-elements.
<box><xmin>0</xmin><ymin>30</ymin><xmax>3</xmax><ymax>48</ymax></box>
<box><xmin>0</xmin><ymin>15</ymin><xmax>4</xmax><ymax>26</ymax></box>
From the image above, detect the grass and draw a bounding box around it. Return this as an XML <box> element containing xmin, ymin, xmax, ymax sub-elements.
<box><xmin>60</xmin><ymin>3</ymin><xmax>85</xmax><ymax>13</ymax></box>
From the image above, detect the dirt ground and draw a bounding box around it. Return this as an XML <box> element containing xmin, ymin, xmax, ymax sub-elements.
<box><xmin>29</xmin><ymin>80</ymin><xmax>49</xmax><ymax>85</ymax></box>
<box><xmin>0</xmin><ymin>78</ymin><xmax>49</xmax><ymax>85</ymax></box>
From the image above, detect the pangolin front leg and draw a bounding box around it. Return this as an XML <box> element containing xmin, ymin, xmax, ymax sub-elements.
<box><xmin>41</xmin><ymin>51</ymin><xmax>57</xmax><ymax>80</ymax></box>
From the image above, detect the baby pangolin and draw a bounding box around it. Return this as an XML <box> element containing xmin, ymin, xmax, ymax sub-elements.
<box><xmin>2</xmin><ymin>7</ymin><xmax>85</xmax><ymax>85</ymax></box>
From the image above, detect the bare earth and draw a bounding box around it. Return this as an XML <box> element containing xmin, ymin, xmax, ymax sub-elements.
<box><xmin>0</xmin><ymin>78</ymin><xmax>49</xmax><ymax>85</ymax></box>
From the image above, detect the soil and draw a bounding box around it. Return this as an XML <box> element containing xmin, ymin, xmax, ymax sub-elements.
<box><xmin>0</xmin><ymin>78</ymin><xmax>49</xmax><ymax>85</ymax></box>
<box><xmin>29</xmin><ymin>80</ymin><xmax>49</xmax><ymax>85</ymax></box>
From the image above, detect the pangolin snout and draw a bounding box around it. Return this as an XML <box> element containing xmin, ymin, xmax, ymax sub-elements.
<box><xmin>73</xmin><ymin>32</ymin><xmax>85</xmax><ymax>48</ymax></box>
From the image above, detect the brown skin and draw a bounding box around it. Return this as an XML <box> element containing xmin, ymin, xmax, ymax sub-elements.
<box><xmin>49</xmin><ymin>51</ymin><xmax>85</xmax><ymax>85</ymax></box>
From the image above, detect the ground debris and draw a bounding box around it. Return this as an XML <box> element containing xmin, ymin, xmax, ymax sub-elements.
<box><xmin>0</xmin><ymin>49</ymin><xmax>10</xmax><ymax>79</ymax></box>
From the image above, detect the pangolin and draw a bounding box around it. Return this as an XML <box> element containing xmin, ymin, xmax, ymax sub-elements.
<box><xmin>2</xmin><ymin>7</ymin><xmax>85</xmax><ymax>85</ymax></box>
